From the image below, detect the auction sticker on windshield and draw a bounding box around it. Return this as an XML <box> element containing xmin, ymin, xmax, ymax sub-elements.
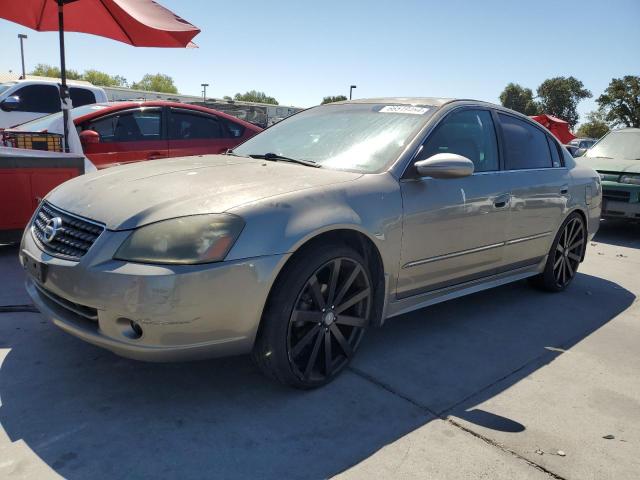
<box><xmin>379</xmin><ymin>105</ymin><xmax>431</xmax><ymax>115</ymax></box>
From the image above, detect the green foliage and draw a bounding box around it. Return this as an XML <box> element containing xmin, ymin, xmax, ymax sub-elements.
<box><xmin>82</xmin><ymin>69</ymin><xmax>127</xmax><ymax>87</ymax></box>
<box><xmin>499</xmin><ymin>83</ymin><xmax>540</xmax><ymax>115</ymax></box>
<box><xmin>222</xmin><ymin>95</ymin><xmax>233</xmax><ymax>101</ymax></box>
<box><xmin>536</xmin><ymin>76</ymin><xmax>592</xmax><ymax>128</ymax></box>
<box><xmin>29</xmin><ymin>64</ymin><xmax>127</xmax><ymax>87</ymax></box>
<box><xmin>234</xmin><ymin>90</ymin><xmax>279</xmax><ymax>105</ymax></box>
<box><xmin>321</xmin><ymin>95</ymin><xmax>348</xmax><ymax>104</ymax></box>
<box><xmin>597</xmin><ymin>75</ymin><xmax>640</xmax><ymax>128</ymax></box>
<box><xmin>131</xmin><ymin>73</ymin><xmax>178</xmax><ymax>94</ymax></box>
<box><xmin>576</xmin><ymin>111</ymin><xmax>610</xmax><ymax>139</ymax></box>
<box><xmin>30</xmin><ymin>63</ymin><xmax>81</xmax><ymax>80</ymax></box>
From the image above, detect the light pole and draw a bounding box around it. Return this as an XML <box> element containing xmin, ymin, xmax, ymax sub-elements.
<box><xmin>18</xmin><ymin>34</ymin><xmax>28</xmax><ymax>79</ymax></box>
<box><xmin>349</xmin><ymin>85</ymin><xmax>357</xmax><ymax>100</ymax></box>
<box><xmin>201</xmin><ymin>83</ymin><xmax>209</xmax><ymax>102</ymax></box>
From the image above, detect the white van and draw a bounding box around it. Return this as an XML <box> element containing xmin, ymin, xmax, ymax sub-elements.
<box><xmin>0</xmin><ymin>78</ymin><xmax>107</xmax><ymax>129</ymax></box>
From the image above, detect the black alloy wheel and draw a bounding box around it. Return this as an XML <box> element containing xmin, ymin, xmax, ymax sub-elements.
<box><xmin>552</xmin><ymin>215</ymin><xmax>585</xmax><ymax>288</ymax></box>
<box><xmin>287</xmin><ymin>257</ymin><xmax>371</xmax><ymax>382</ymax></box>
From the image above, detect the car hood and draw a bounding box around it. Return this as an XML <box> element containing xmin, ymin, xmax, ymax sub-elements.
<box><xmin>46</xmin><ymin>155</ymin><xmax>362</xmax><ymax>230</ymax></box>
<box><xmin>577</xmin><ymin>156</ymin><xmax>640</xmax><ymax>174</ymax></box>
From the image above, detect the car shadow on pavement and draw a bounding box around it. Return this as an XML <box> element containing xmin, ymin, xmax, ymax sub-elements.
<box><xmin>593</xmin><ymin>219</ymin><xmax>640</xmax><ymax>249</ymax></box>
<box><xmin>0</xmin><ymin>254</ymin><xmax>635</xmax><ymax>479</ymax></box>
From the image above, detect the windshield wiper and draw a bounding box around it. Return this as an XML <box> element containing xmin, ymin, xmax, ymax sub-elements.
<box><xmin>249</xmin><ymin>152</ymin><xmax>320</xmax><ymax>168</ymax></box>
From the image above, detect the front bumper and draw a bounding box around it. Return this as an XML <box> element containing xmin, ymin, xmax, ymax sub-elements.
<box><xmin>601</xmin><ymin>182</ymin><xmax>640</xmax><ymax>219</ymax></box>
<box><xmin>20</xmin><ymin>228</ymin><xmax>288</xmax><ymax>362</ymax></box>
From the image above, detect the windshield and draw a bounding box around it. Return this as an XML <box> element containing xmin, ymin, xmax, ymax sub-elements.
<box><xmin>0</xmin><ymin>82</ymin><xmax>16</xmax><ymax>95</ymax></box>
<box><xmin>10</xmin><ymin>104</ymin><xmax>109</xmax><ymax>131</ymax></box>
<box><xmin>585</xmin><ymin>130</ymin><xmax>640</xmax><ymax>160</ymax></box>
<box><xmin>233</xmin><ymin>103</ymin><xmax>435</xmax><ymax>172</ymax></box>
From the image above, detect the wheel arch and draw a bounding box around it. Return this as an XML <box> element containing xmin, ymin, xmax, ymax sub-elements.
<box><xmin>263</xmin><ymin>227</ymin><xmax>387</xmax><ymax>331</ymax></box>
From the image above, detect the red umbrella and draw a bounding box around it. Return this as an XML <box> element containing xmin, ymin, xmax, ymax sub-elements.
<box><xmin>1</xmin><ymin>0</ymin><xmax>200</xmax><ymax>151</ymax></box>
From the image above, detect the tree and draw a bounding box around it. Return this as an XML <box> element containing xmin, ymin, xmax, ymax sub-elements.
<box><xmin>321</xmin><ymin>95</ymin><xmax>347</xmax><ymax>104</ymax></box>
<box><xmin>222</xmin><ymin>95</ymin><xmax>233</xmax><ymax>101</ymax></box>
<box><xmin>82</xmin><ymin>69</ymin><xmax>127</xmax><ymax>87</ymax></box>
<box><xmin>234</xmin><ymin>90</ymin><xmax>278</xmax><ymax>105</ymax></box>
<box><xmin>499</xmin><ymin>83</ymin><xmax>539</xmax><ymax>115</ymax></box>
<box><xmin>30</xmin><ymin>63</ymin><xmax>81</xmax><ymax>80</ymax></box>
<box><xmin>596</xmin><ymin>75</ymin><xmax>640</xmax><ymax>128</ymax></box>
<box><xmin>536</xmin><ymin>76</ymin><xmax>592</xmax><ymax>128</ymax></box>
<box><xmin>576</xmin><ymin>111</ymin><xmax>610</xmax><ymax>139</ymax></box>
<box><xmin>131</xmin><ymin>73</ymin><xmax>178</xmax><ymax>94</ymax></box>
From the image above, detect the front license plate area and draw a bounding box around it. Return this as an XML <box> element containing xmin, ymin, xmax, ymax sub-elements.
<box><xmin>23</xmin><ymin>254</ymin><xmax>47</xmax><ymax>283</ymax></box>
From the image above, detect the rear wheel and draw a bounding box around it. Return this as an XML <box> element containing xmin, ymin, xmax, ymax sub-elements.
<box><xmin>252</xmin><ymin>244</ymin><xmax>373</xmax><ymax>389</ymax></box>
<box><xmin>529</xmin><ymin>212</ymin><xmax>586</xmax><ymax>292</ymax></box>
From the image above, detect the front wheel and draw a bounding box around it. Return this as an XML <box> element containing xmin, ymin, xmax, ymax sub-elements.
<box><xmin>252</xmin><ymin>244</ymin><xmax>374</xmax><ymax>389</ymax></box>
<box><xmin>529</xmin><ymin>212</ymin><xmax>586</xmax><ymax>292</ymax></box>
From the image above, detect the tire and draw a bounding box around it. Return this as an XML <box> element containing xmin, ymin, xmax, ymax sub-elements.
<box><xmin>529</xmin><ymin>212</ymin><xmax>586</xmax><ymax>292</ymax></box>
<box><xmin>252</xmin><ymin>243</ymin><xmax>374</xmax><ymax>389</ymax></box>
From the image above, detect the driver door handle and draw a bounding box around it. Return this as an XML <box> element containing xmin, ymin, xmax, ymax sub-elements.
<box><xmin>494</xmin><ymin>193</ymin><xmax>511</xmax><ymax>209</ymax></box>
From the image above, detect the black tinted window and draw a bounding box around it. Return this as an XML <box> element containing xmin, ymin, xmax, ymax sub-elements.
<box><xmin>420</xmin><ymin>109</ymin><xmax>499</xmax><ymax>172</ymax></box>
<box><xmin>14</xmin><ymin>85</ymin><xmax>60</xmax><ymax>113</ymax></box>
<box><xmin>547</xmin><ymin>136</ymin><xmax>562</xmax><ymax>167</ymax></box>
<box><xmin>70</xmin><ymin>88</ymin><xmax>96</xmax><ymax>107</ymax></box>
<box><xmin>499</xmin><ymin>114</ymin><xmax>553</xmax><ymax>169</ymax></box>
<box><xmin>86</xmin><ymin>109</ymin><xmax>162</xmax><ymax>142</ymax></box>
<box><xmin>170</xmin><ymin>111</ymin><xmax>226</xmax><ymax>139</ymax></box>
<box><xmin>221</xmin><ymin>118</ymin><xmax>246</xmax><ymax>138</ymax></box>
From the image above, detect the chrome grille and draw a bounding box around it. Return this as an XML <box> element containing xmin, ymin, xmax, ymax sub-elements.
<box><xmin>32</xmin><ymin>202</ymin><xmax>105</xmax><ymax>260</ymax></box>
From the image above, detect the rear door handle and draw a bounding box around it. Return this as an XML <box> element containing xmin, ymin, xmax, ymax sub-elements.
<box><xmin>560</xmin><ymin>185</ymin><xmax>569</xmax><ymax>195</ymax></box>
<box><xmin>494</xmin><ymin>193</ymin><xmax>511</xmax><ymax>208</ymax></box>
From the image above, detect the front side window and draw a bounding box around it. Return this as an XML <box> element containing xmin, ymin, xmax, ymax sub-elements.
<box><xmin>222</xmin><ymin>118</ymin><xmax>246</xmax><ymax>138</ymax></box>
<box><xmin>170</xmin><ymin>111</ymin><xmax>225</xmax><ymax>140</ymax></box>
<box><xmin>86</xmin><ymin>109</ymin><xmax>162</xmax><ymax>142</ymax></box>
<box><xmin>418</xmin><ymin>109</ymin><xmax>499</xmax><ymax>172</ymax></box>
<box><xmin>499</xmin><ymin>113</ymin><xmax>553</xmax><ymax>170</ymax></box>
<box><xmin>13</xmin><ymin>85</ymin><xmax>60</xmax><ymax>113</ymax></box>
<box><xmin>233</xmin><ymin>103</ymin><xmax>434</xmax><ymax>173</ymax></box>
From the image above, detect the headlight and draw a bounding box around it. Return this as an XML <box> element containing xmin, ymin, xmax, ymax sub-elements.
<box><xmin>114</xmin><ymin>214</ymin><xmax>245</xmax><ymax>264</ymax></box>
<box><xmin>620</xmin><ymin>174</ymin><xmax>640</xmax><ymax>185</ymax></box>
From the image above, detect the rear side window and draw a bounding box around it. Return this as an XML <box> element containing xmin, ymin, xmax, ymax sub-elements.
<box><xmin>86</xmin><ymin>109</ymin><xmax>162</xmax><ymax>142</ymax></box>
<box><xmin>221</xmin><ymin>118</ymin><xmax>246</xmax><ymax>138</ymax></box>
<box><xmin>547</xmin><ymin>136</ymin><xmax>562</xmax><ymax>167</ymax></box>
<box><xmin>419</xmin><ymin>109</ymin><xmax>499</xmax><ymax>172</ymax></box>
<box><xmin>13</xmin><ymin>85</ymin><xmax>60</xmax><ymax>113</ymax></box>
<box><xmin>169</xmin><ymin>111</ymin><xmax>226</xmax><ymax>140</ymax></box>
<box><xmin>70</xmin><ymin>88</ymin><xmax>96</xmax><ymax>107</ymax></box>
<box><xmin>499</xmin><ymin>113</ymin><xmax>553</xmax><ymax>169</ymax></box>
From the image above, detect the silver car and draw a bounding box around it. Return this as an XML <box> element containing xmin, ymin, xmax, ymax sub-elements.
<box><xmin>20</xmin><ymin>98</ymin><xmax>602</xmax><ymax>388</ymax></box>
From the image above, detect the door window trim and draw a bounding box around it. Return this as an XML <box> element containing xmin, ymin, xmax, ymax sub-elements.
<box><xmin>81</xmin><ymin>107</ymin><xmax>164</xmax><ymax>142</ymax></box>
<box><xmin>494</xmin><ymin>110</ymin><xmax>565</xmax><ymax>171</ymax></box>
<box><xmin>168</xmin><ymin>107</ymin><xmax>232</xmax><ymax>139</ymax></box>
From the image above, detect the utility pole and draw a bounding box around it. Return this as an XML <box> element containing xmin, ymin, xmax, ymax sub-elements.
<box><xmin>349</xmin><ymin>85</ymin><xmax>357</xmax><ymax>100</ymax></box>
<box><xmin>201</xmin><ymin>83</ymin><xmax>209</xmax><ymax>102</ymax></box>
<box><xmin>18</xmin><ymin>34</ymin><xmax>28</xmax><ymax>79</ymax></box>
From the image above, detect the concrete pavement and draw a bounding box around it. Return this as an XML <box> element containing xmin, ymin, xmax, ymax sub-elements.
<box><xmin>0</xmin><ymin>220</ymin><xmax>638</xmax><ymax>479</ymax></box>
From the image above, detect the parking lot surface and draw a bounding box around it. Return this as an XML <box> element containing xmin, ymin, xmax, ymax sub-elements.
<box><xmin>1</xmin><ymin>221</ymin><xmax>639</xmax><ymax>479</ymax></box>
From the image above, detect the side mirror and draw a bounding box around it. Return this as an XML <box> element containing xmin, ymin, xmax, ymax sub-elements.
<box><xmin>0</xmin><ymin>96</ymin><xmax>20</xmax><ymax>112</ymax></box>
<box><xmin>574</xmin><ymin>148</ymin><xmax>587</xmax><ymax>157</ymax></box>
<box><xmin>414</xmin><ymin>153</ymin><xmax>474</xmax><ymax>179</ymax></box>
<box><xmin>79</xmin><ymin>129</ymin><xmax>100</xmax><ymax>145</ymax></box>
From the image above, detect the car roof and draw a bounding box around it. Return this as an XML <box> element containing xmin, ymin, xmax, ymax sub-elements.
<box><xmin>73</xmin><ymin>101</ymin><xmax>262</xmax><ymax>131</ymax></box>
<box><xmin>331</xmin><ymin>97</ymin><xmax>455</xmax><ymax>107</ymax></box>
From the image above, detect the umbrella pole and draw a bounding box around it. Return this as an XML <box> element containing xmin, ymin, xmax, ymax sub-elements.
<box><xmin>57</xmin><ymin>0</ymin><xmax>70</xmax><ymax>153</ymax></box>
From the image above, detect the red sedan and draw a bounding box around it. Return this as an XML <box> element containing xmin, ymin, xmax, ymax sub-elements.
<box><xmin>4</xmin><ymin>101</ymin><xmax>262</xmax><ymax>168</ymax></box>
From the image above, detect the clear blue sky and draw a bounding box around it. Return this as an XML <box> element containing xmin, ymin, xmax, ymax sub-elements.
<box><xmin>1</xmin><ymin>0</ymin><xmax>638</xmax><ymax>122</ymax></box>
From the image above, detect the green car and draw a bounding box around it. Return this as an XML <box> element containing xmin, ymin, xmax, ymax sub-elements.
<box><xmin>577</xmin><ymin>128</ymin><xmax>640</xmax><ymax>220</ymax></box>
